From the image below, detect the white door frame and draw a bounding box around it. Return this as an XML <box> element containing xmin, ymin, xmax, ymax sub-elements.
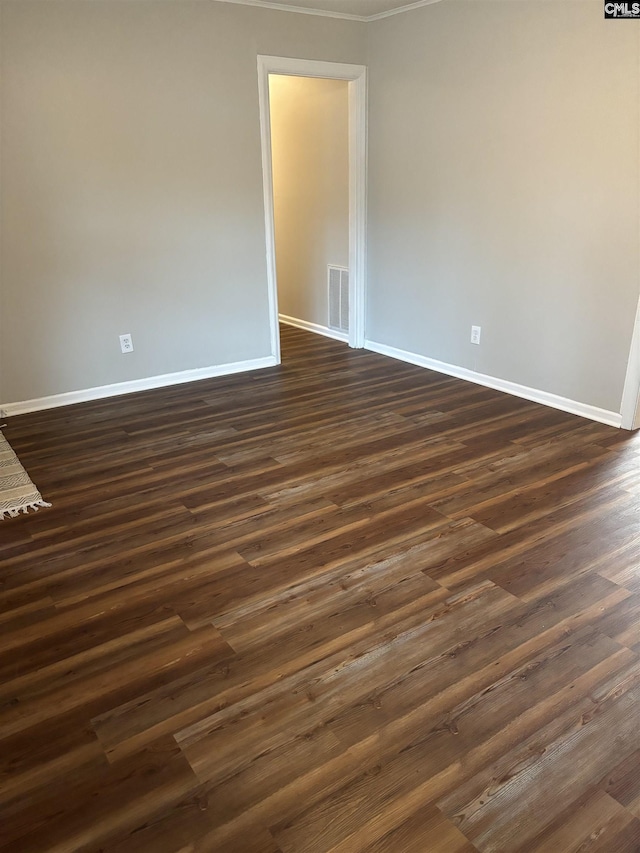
<box><xmin>257</xmin><ymin>55</ymin><xmax>367</xmax><ymax>363</ymax></box>
<box><xmin>621</xmin><ymin>292</ymin><xmax>640</xmax><ymax>430</ymax></box>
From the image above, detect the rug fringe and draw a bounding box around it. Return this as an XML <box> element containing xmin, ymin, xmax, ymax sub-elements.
<box><xmin>0</xmin><ymin>499</ymin><xmax>52</xmax><ymax>520</ymax></box>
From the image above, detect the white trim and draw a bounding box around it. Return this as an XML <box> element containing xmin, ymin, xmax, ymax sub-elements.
<box><xmin>212</xmin><ymin>0</ymin><xmax>366</xmax><ymax>21</ymax></box>
<box><xmin>211</xmin><ymin>0</ymin><xmax>444</xmax><ymax>22</ymax></box>
<box><xmin>279</xmin><ymin>312</ymin><xmax>348</xmax><ymax>343</ymax></box>
<box><xmin>257</xmin><ymin>59</ymin><xmax>281</xmax><ymax>366</ymax></box>
<box><xmin>347</xmin><ymin>66</ymin><xmax>367</xmax><ymax>350</ymax></box>
<box><xmin>365</xmin><ymin>339</ymin><xmax>622</xmax><ymax>429</ymax></box>
<box><xmin>257</xmin><ymin>55</ymin><xmax>368</xmax><ymax>362</ymax></box>
<box><xmin>1</xmin><ymin>356</ymin><xmax>277</xmax><ymax>417</ymax></box>
<box><xmin>621</xmin><ymin>293</ymin><xmax>640</xmax><ymax>430</ymax></box>
<box><xmin>620</xmin><ymin>24</ymin><xmax>640</xmax><ymax>432</ymax></box>
<box><xmin>367</xmin><ymin>0</ymin><xmax>446</xmax><ymax>21</ymax></box>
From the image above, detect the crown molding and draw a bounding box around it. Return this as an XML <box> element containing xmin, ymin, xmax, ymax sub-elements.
<box><xmin>211</xmin><ymin>0</ymin><xmax>367</xmax><ymax>21</ymax></box>
<box><xmin>367</xmin><ymin>0</ymin><xmax>445</xmax><ymax>21</ymax></box>
<box><xmin>211</xmin><ymin>0</ymin><xmax>444</xmax><ymax>23</ymax></box>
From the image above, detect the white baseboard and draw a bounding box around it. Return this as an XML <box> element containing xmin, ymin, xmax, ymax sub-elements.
<box><xmin>279</xmin><ymin>313</ymin><xmax>348</xmax><ymax>343</ymax></box>
<box><xmin>1</xmin><ymin>355</ymin><xmax>277</xmax><ymax>417</ymax></box>
<box><xmin>365</xmin><ymin>339</ymin><xmax>622</xmax><ymax>429</ymax></box>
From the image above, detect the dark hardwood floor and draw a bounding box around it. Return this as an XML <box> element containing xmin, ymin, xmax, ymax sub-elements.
<box><xmin>1</xmin><ymin>325</ymin><xmax>640</xmax><ymax>852</ymax></box>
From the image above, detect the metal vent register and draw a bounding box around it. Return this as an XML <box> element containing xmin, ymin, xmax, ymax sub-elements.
<box><xmin>328</xmin><ymin>266</ymin><xmax>349</xmax><ymax>333</ymax></box>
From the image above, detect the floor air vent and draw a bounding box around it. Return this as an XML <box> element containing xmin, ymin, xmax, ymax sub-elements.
<box><xmin>328</xmin><ymin>266</ymin><xmax>349</xmax><ymax>334</ymax></box>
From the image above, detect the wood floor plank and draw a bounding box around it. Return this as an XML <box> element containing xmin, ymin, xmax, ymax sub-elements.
<box><xmin>358</xmin><ymin>807</ymin><xmax>478</xmax><ymax>853</ymax></box>
<box><xmin>1</xmin><ymin>325</ymin><xmax>639</xmax><ymax>852</ymax></box>
<box><xmin>601</xmin><ymin>748</ymin><xmax>640</xmax><ymax>818</ymax></box>
<box><xmin>524</xmin><ymin>790</ymin><xmax>640</xmax><ymax>853</ymax></box>
<box><xmin>0</xmin><ymin>736</ymin><xmax>200</xmax><ymax>853</ymax></box>
<box><xmin>438</xmin><ymin>657</ymin><xmax>640</xmax><ymax>850</ymax></box>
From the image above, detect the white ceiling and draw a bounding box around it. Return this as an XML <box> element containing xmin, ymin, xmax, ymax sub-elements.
<box><xmin>217</xmin><ymin>0</ymin><xmax>444</xmax><ymax>22</ymax></box>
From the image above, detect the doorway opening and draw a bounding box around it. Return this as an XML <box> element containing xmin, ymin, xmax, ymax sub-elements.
<box><xmin>269</xmin><ymin>74</ymin><xmax>349</xmax><ymax>345</ymax></box>
<box><xmin>257</xmin><ymin>56</ymin><xmax>367</xmax><ymax>363</ymax></box>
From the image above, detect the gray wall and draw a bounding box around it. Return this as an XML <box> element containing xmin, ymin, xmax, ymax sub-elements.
<box><xmin>2</xmin><ymin>0</ymin><xmax>639</xmax><ymax>418</ymax></box>
<box><xmin>0</xmin><ymin>1</ymin><xmax>366</xmax><ymax>404</ymax></box>
<box><xmin>367</xmin><ymin>0</ymin><xmax>640</xmax><ymax>414</ymax></box>
<box><xmin>270</xmin><ymin>75</ymin><xmax>349</xmax><ymax>329</ymax></box>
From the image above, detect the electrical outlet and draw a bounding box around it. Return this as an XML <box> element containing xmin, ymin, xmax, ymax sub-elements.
<box><xmin>119</xmin><ymin>333</ymin><xmax>134</xmax><ymax>354</ymax></box>
<box><xmin>471</xmin><ymin>325</ymin><xmax>481</xmax><ymax>345</ymax></box>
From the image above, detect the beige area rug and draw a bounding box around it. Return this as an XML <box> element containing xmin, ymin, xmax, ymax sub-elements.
<box><xmin>0</xmin><ymin>431</ymin><xmax>51</xmax><ymax>520</ymax></box>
